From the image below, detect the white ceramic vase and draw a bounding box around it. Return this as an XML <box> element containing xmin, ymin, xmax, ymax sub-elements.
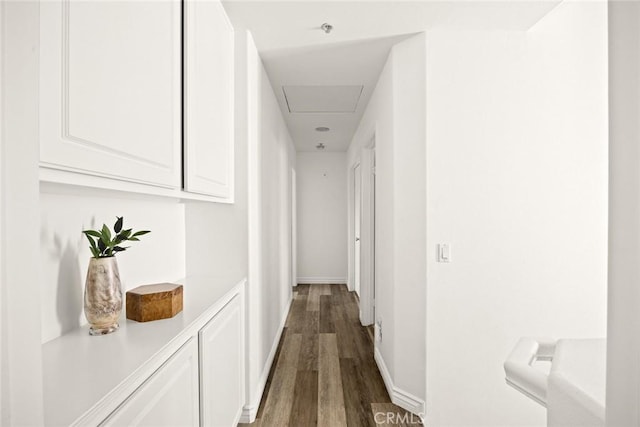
<box><xmin>84</xmin><ymin>257</ymin><xmax>122</xmax><ymax>335</ymax></box>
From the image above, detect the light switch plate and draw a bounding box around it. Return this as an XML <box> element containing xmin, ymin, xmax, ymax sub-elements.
<box><xmin>437</xmin><ymin>243</ymin><xmax>451</xmax><ymax>263</ymax></box>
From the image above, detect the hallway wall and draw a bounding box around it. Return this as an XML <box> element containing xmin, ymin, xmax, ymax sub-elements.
<box><xmin>241</xmin><ymin>30</ymin><xmax>297</xmax><ymax>422</ymax></box>
<box><xmin>296</xmin><ymin>152</ymin><xmax>347</xmax><ymax>284</ymax></box>
<box><xmin>606</xmin><ymin>1</ymin><xmax>640</xmax><ymax>424</ymax></box>
<box><xmin>39</xmin><ymin>193</ymin><xmax>186</xmax><ymax>343</ymax></box>
<box><xmin>348</xmin><ymin>2</ymin><xmax>607</xmax><ymax>424</ymax></box>
<box><xmin>347</xmin><ymin>33</ymin><xmax>427</xmax><ymax>410</ymax></box>
<box><xmin>424</xmin><ymin>2</ymin><xmax>608</xmax><ymax>425</ymax></box>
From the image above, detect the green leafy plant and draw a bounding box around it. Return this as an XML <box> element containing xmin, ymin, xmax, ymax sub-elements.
<box><xmin>83</xmin><ymin>217</ymin><xmax>150</xmax><ymax>258</ymax></box>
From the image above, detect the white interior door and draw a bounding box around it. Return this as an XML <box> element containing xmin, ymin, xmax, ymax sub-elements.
<box><xmin>354</xmin><ymin>164</ymin><xmax>362</xmax><ymax>297</ymax></box>
<box><xmin>291</xmin><ymin>168</ymin><xmax>297</xmax><ymax>287</ymax></box>
<box><xmin>371</xmin><ymin>150</ymin><xmax>376</xmax><ymax>322</ymax></box>
<box><xmin>359</xmin><ymin>144</ymin><xmax>375</xmax><ymax>326</ymax></box>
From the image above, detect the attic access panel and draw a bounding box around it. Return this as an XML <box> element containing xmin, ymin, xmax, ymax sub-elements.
<box><xmin>283</xmin><ymin>85</ymin><xmax>364</xmax><ymax>113</ymax></box>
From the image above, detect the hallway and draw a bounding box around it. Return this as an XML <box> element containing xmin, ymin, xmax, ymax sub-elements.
<box><xmin>239</xmin><ymin>284</ymin><xmax>421</xmax><ymax>426</ymax></box>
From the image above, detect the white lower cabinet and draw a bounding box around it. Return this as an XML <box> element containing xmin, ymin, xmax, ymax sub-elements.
<box><xmin>42</xmin><ymin>279</ymin><xmax>246</xmax><ymax>427</ymax></box>
<box><xmin>199</xmin><ymin>295</ymin><xmax>244</xmax><ymax>426</ymax></box>
<box><xmin>96</xmin><ymin>289</ymin><xmax>245</xmax><ymax>427</ymax></box>
<box><xmin>102</xmin><ymin>338</ymin><xmax>200</xmax><ymax>427</ymax></box>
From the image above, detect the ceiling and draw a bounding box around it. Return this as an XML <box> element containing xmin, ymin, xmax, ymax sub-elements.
<box><xmin>222</xmin><ymin>1</ymin><xmax>562</xmax><ymax>152</ymax></box>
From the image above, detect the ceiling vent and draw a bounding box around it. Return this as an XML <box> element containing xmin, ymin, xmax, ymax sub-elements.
<box><xmin>283</xmin><ymin>85</ymin><xmax>363</xmax><ymax>113</ymax></box>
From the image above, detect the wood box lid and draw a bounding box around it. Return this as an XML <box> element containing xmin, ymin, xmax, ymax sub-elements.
<box><xmin>126</xmin><ymin>283</ymin><xmax>183</xmax><ymax>322</ymax></box>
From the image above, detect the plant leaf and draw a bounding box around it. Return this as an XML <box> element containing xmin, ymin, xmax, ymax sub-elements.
<box><xmin>100</xmin><ymin>224</ymin><xmax>111</xmax><ymax>246</ymax></box>
<box><xmin>131</xmin><ymin>230</ymin><xmax>151</xmax><ymax>238</ymax></box>
<box><xmin>114</xmin><ymin>216</ymin><xmax>123</xmax><ymax>233</ymax></box>
<box><xmin>113</xmin><ymin>246</ymin><xmax>129</xmax><ymax>252</ymax></box>
<box><xmin>115</xmin><ymin>229</ymin><xmax>132</xmax><ymax>244</ymax></box>
<box><xmin>97</xmin><ymin>238</ymin><xmax>106</xmax><ymax>254</ymax></box>
<box><xmin>128</xmin><ymin>237</ymin><xmax>140</xmax><ymax>241</ymax></box>
<box><xmin>84</xmin><ymin>234</ymin><xmax>98</xmax><ymax>251</ymax></box>
<box><xmin>83</xmin><ymin>230</ymin><xmax>101</xmax><ymax>238</ymax></box>
<box><xmin>83</xmin><ymin>233</ymin><xmax>95</xmax><ymax>246</ymax></box>
<box><xmin>90</xmin><ymin>246</ymin><xmax>100</xmax><ymax>258</ymax></box>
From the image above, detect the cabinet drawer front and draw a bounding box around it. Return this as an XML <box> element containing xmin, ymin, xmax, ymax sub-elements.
<box><xmin>183</xmin><ymin>0</ymin><xmax>235</xmax><ymax>199</ymax></box>
<box><xmin>101</xmin><ymin>338</ymin><xmax>200</xmax><ymax>427</ymax></box>
<box><xmin>199</xmin><ymin>294</ymin><xmax>244</xmax><ymax>426</ymax></box>
<box><xmin>40</xmin><ymin>0</ymin><xmax>181</xmax><ymax>188</ymax></box>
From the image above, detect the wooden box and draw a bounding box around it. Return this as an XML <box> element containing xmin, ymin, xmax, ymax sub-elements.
<box><xmin>126</xmin><ymin>283</ymin><xmax>183</xmax><ymax>322</ymax></box>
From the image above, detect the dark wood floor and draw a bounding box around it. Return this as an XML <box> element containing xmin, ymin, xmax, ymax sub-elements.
<box><xmin>238</xmin><ymin>284</ymin><xmax>421</xmax><ymax>427</ymax></box>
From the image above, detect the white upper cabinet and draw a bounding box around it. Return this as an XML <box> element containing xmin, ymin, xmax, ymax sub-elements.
<box><xmin>183</xmin><ymin>0</ymin><xmax>235</xmax><ymax>200</ymax></box>
<box><xmin>39</xmin><ymin>0</ymin><xmax>181</xmax><ymax>189</ymax></box>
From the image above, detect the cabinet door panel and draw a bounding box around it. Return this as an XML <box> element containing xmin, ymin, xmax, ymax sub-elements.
<box><xmin>199</xmin><ymin>294</ymin><xmax>244</xmax><ymax>426</ymax></box>
<box><xmin>101</xmin><ymin>338</ymin><xmax>200</xmax><ymax>427</ymax></box>
<box><xmin>40</xmin><ymin>0</ymin><xmax>181</xmax><ymax>188</ymax></box>
<box><xmin>183</xmin><ymin>0</ymin><xmax>234</xmax><ymax>199</ymax></box>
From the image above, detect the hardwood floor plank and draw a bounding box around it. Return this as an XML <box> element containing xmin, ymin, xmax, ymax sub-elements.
<box><xmin>318</xmin><ymin>333</ymin><xmax>348</xmax><ymax>427</ymax></box>
<box><xmin>254</xmin><ymin>328</ymin><xmax>288</xmax><ymax>421</ymax></box>
<box><xmin>259</xmin><ymin>333</ymin><xmax>302</xmax><ymax>427</ymax></box>
<box><xmin>339</xmin><ymin>357</ymin><xmax>377</xmax><ymax>427</ymax></box>
<box><xmin>319</xmin><ymin>284</ymin><xmax>333</xmax><ymax>295</ymax></box>
<box><xmin>296</xmin><ymin>284</ymin><xmax>311</xmax><ymax>295</ymax></box>
<box><xmin>288</xmin><ymin>371</ymin><xmax>319</xmax><ymax>426</ymax></box>
<box><xmin>360</xmin><ymin>356</ymin><xmax>391</xmax><ymax>404</ymax></box>
<box><xmin>350</xmin><ymin>320</ymin><xmax>376</xmax><ymax>362</ymax></box>
<box><xmin>286</xmin><ymin>293</ymin><xmax>307</xmax><ymax>328</ymax></box>
<box><xmin>298</xmin><ymin>332</ymin><xmax>319</xmax><ymax>372</ymax></box>
<box><xmin>239</xmin><ymin>329</ymin><xmax>289</xmax><ymax>427</ymax></box>
<box><xmin>319</xmin><ymin>295</ymin><xmax>335</xmax><ymax>333</ymax></box>
<box><xmin>291</xmin><ymin>306</ymin><xmax>318</xmax><ymax>334</ymax></box>
<box><xmin>240</xmin><ymin>285</ymin><xmax>407</xmax><ymax>427</ymax></box>
<box><xmin>307</xmin><ymin>285</ymin><xmax>321</xmax><ymax>311</ymax></box>
<box><xmin>334</xmin><ymin>297</ymin><xmax>358</xmax><ymax>358</ymax></box>
<box><xmin>345</xmin><ymin>292</ymin><xmax>361</xmax><ymax>322</ymax></box>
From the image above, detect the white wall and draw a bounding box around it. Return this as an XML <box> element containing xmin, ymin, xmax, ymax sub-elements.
<box><xmin>347</xmin><ymin>3</ymin><xmax>607</xmax><ymax>424</ymax></box>
<box><xmin>348</xmin><ymin>47</ymin><xmax>396</xmax><ymax>382</ymax></box>
<box><xmin>242</xmin><ymin>30</ymin><xmax>297</xmax><ymax>422</ymax></box>
<box><xmin>607</xmin><ymin>2</ymin><xmax>640</xmax><ymax>425</ymax></box>
<box><xmin>1</xmin><ymin>2</ymin><xmax>45</xmax><ymax>423</ymax></box>
<box><xmin>184</xmin><ymin>48</ymin><xmax>250</xmax><ymax>282</ymax></box>
<box><xmin>3</xmin><ymin>2</ymin><xmax>252</xmax><ymax>422</ymax></box>
<box><xmin>296</xmin><ymin>152</ymin><xmax>347</xmax><ymax>284</ymax></box>
<box><xmin>347</xmin><ymin>33</ymin><xmax>428</xmax><ymax>408</ymax></box>
<box><xmin>424</xmin><ymin>2</ymin><xmax>608</xmax><ymax>425</ymax></box>
<box><xmin>39</xmin><ymin>192</ymin><xmax>186</xmax><ymax>343</ymax></box>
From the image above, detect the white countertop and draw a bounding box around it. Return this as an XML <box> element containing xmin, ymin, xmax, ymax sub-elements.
<box><xmin>550</xmin><ymin>339</ymin><xmax>606</xmax><ymax>408</ymax></box>
<box><xmin>547</xmin><ymin>338</ymin><xmax>606</xmax><ymax>427</ymax></box>
<box><xmin>42</xmin><ymin>275</ymin><xmax>246</xmax><ymax>426</ymax></box>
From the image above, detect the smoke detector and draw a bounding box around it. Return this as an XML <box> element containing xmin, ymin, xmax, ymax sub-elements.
<box><xmin>315</xmin><ymin>126</ymin><xmax>330</xmax><ymax>132</ymax></box>
<box><xmin>316</xmin><ymin>143</ymin><xmax>326</xmax><ymax>150</ymax></box>
<box><xmin>320</xmin><ymin>23</ymin><xmax>333</xmax><ymax>34</ymax></box>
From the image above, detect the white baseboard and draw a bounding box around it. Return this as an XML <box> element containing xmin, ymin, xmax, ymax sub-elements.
<box><xmin>374</xmin><ymin>347</ymin><xmax>426</xmax><ymax>416</ymax></box>
<box><xmin>239</xmin><ymin>295</ymin><xmax>293</xmax><ymax>423</ymax></box>
<box><xmin>297</xmin><ymin>277</ymin><xmax>347</xmax><ymax>285</ymax></box>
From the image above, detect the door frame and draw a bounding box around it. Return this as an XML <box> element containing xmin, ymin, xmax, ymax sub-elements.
<box><xmin>353</xmin><ymin>162</ymin><xmax>362</xmax><ymax>297</ymax></box>
<box><xmin>348</xmin><ymin>136</ymin><xmax>376</xmax><ymax>326</ymax></box>
<box><xmin>291</xmin><ymin>167</ymin><xmax>297</xmax><ymax>287</ymax></box>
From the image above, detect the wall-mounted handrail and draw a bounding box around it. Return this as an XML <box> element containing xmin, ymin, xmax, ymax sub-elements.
<box><xmin>504</xmin><ymin>337</ymin><xmax>557</xmax><ymax>407</ymax></box>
